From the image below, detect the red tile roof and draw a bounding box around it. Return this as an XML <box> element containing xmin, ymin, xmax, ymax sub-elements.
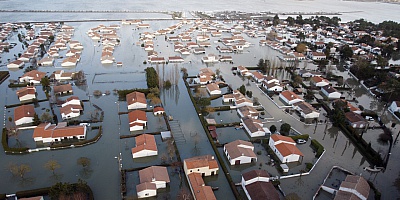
<box><xmin>14</xmin><ymin>105</ymin><xmax>35</xmax><ymax>121</ymax></box>
<box><xmin>184</xmin><ymin>155</ymin><xmax>219</xmax><ymax>170</ymax></box>
<box><xmin>126</xmin><ymin>91</ymin><xmax>146</xmax><ymax>106</ymax></box>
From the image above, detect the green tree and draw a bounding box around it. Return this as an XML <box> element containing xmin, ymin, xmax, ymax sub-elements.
<box><xmin>40</xmin><ymin>112</ymin><xmax>52</xmax><ymax>122</ymax></box>
<box><xmin>340</xmin><ymin>45</ymin><xmax>353</xmax><ymax>60</ymax></box>
<box><xmin>270</xmin><ymin>125</ymin><xmax>277</xmax><ymax>133</ymax></box>
<box><xmin>44</xmin><ymin>160</ymin><xmax>61</xmax><ymax>175</ymax></box>
<box><xmin>33</xmin><ymin>113</ymin><xmax>40</xmax><ymax>125</ymax></box>
<box><xmin>280</xmin><ymin>123</ymin><xmax>291</xmax><ymax>136</ymax></box>
<box><xmin>197</xmin><ymin>98</ymin><xmax>211</xmax><ymax>108</ymax></box>
<box><xmin>273</xmin><ymin>14</ymin><xmax>280</xmax><ymax>26</ymax></box>
<box><xmin>238</xmin><ymin>84</ymin><xmax>246</xmax><ymax>95</ymax></box>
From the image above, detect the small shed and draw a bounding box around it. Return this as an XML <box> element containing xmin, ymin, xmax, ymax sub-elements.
<box><xmin>161</xmin><ymin>131</ymin><xmax>171</xmax><ymax>140</ymax></box>
<box><xmin>280</xmin><ymin>164</ymin><xmax>289</xmax><ymax>173</ymax></box>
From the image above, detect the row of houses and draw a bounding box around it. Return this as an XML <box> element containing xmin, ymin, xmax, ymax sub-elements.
<box><xmin>87</xmin><ymin>24</ymin><xmax>121</xmax><ymax>64</ymax></box>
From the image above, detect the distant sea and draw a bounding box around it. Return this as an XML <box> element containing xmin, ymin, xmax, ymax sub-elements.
<box><xmin>0</xmin><ymin>0</ymin><xmax>399</xmax><ymax>23</ymax></box>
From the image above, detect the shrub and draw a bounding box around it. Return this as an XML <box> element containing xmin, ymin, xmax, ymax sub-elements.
<box><xmin>269</xmin><ymin>125</ymin><xmax>277</xmax><ymax>133</ymax></box>
<box><xmin>311</xmin><ymin>139</ymin><xmax>324</xmax><ymax>158</ymax></box>
<box><xmin>256</xmin><ymin>151</ymin><xmax>262</xmax><ymax>155</ymax></box>
<box><xmin>305</xmin><ymin>162</ymin><xmax>313</xmax><ymax>172</ymax></box>
<box><xmin>289</xmin><ymin>134</ymin><xmax>309</xmax><ymax>141</ymax></box>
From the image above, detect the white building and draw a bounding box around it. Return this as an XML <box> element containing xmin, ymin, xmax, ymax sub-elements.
<box><xmin>269</xmin><ymin>134</ymin><xmax>303</xmax><ymax>163</ymax></box>
<box><xmin>128</xmin><ymin>110</ymin><xmax>147</xmax><ymax>131</ymax></box>
<box><xmin>132</xmin><ymin>134</ymin><xmax>157</xmax><ymax>158</ymax></box>
<box><xmin>279</xmin><ymin>90</ymin><xmax>304</xmax><ymax>105</ymax></box>
<box><xmin>321</xmin><ymin>85</ymin><xmax>341</xmax><ymax>99</ymax></box>
<box><xmin>126</xmin><ymin>91</ymin><xmax>147</xmax><ymax>110</ymax></box>
<box><xmin>241</xmin><ymin>170</ymin><xmax>279</xmax><ymax>200</ymax></box>
<box><xmin>33</xmin><ymin>122</ymin><xmax>87</xmax><ymax>143</ymax></box>
<box><xmin>224</xmin><ymin>140</ymin><xmax>257</xmax><ymax>165</ymax></box>
<box><xmin>241</xmin><ymin>117</ymin><xmax>270</xmax><ymax>137</ymax></box>
<box><xmin>389</xmin><ymin>101</ymin><xmax>400</xmax><ymax>113</ymax></box>
<box><xmin>14</xmin><ymin>105</ymin><xmax>35</xmax><ymax>126</ymax></box>
<box><xmin>183</xmin><ymin>155</ymin><xmax>219</xmax><ymax>176</ymax></box>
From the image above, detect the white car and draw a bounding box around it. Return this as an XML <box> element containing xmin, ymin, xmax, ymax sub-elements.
<box><xmin>296</xmin><ymin>139</ymin><xmax>307</xmax><ymax>144</ymax></box>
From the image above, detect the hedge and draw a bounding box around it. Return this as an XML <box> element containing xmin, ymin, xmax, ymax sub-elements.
<box><xmin>117</xmin><ymin>88</ymin><xmax>151</xmax><ymax>99</ymax></box>
<box><xmin>367</xmin><ymin>180</ymin><xmax>381</xmax><ymax>200</ymax></box>
<box><xmin>305</xmin><ymin>162</ymin><xmax>313</xmax><ymax>172</ymax></box>
<box><xmin>311</xmin><ymin>139</ymin><xmax>324</xmax><ymax>158</ymax></box>
<box><xmin>8</xmin><ymin>83</ymin><xmax>30</xmax><ymax>88</ymax></box>
<box><xmin>16</xmin><ymin>187</ymin><xmax>50</xmax><ymax>198</ymax></box>
<box><xmin>50</xmin><ymin>126</ymin><xmax>102</xmax><ymax>148</ymax></box>
<box><xmin>289</xmin><ymin>134</ymin><xmax>310</xmax><ymax>141</ymax></box>
<box><xmin>2</xmin><ymin>128</ymin><xmax>29</xmax><ymax>153</ymax></box>
<box><xmin>213</xmin><ymin>106</ymin><xmax>231</xmax><ymax>111</ymax></box>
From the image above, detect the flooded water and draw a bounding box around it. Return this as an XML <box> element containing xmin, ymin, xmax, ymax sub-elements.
<box><xmin>0</xmin><ymin>0</ymin><xmax>399</xmax><ymax>23</ymax></box>
<box><xmin>0</xmin><ymin>0</ymin><xmax>400</xmax><ymax>199</ymax></box>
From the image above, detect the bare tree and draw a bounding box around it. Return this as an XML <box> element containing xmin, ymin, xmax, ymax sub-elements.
<box><xmin>77</xmin><ymin>157</ymin><xmax>91</xmax><ymax>168</ymax></box>
<box><xmin>8</xmin><ymin>163</ymin><xmax>31</xmax><ymax>179</ymax></box>
<box><xmin>177</xmin><ymin>187</ymin><xmax>193</xmax><ymax>200</ymax></box>
<box><xmin>44</xmin><ymin>160</ymin><xmax>61</xmax><ymax>175</ymax></box>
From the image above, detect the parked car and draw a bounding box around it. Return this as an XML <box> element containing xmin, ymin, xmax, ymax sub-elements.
<box><xmin>296</xmin><ymin>139</ymin><xmax>307</xmax><ymax>144</ymax></box>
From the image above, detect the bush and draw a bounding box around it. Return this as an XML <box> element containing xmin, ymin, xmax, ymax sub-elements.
<box><xmin>269</xmin><ymin>125</ymin><xmax>277</xmax><ymax>133</ymax></box>
<box><xmin>280</xmin><ymin>123</ymin><xmax>291</xmax><ymax>136</ymax></box>
<box><xmin>305</xmin><ymin>162</ymin><xmax>313</xmax><ymax>172</ymax></box>
<box><xmin>256</xmin><ymin>151</ymin><xmax>262</xmax><ymax>155</ymax></box>
<box><xmin>311</xmin><ymin>139</ymin><xmax>324</xmax><ymax>158</ymax></box>
<box><xmin>145</xmin><ymin>67</ymin><xmax>159</xmax><ymax>89</ymax></box>
<box><xmin>289</xmin><ymin>134</ymin><xmax>309</xmax><ymax>141</ymax></box>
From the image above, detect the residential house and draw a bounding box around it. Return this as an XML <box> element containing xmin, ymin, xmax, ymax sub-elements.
<box><xmin>262</xmin><ymin>82</ymin><xmax>284</xmax><ymax>92</ymax></box>
<box><xmin>310</xmin><ymin>52</ymin><xmax>326</xmax><ymax>60</ymax></box>
<box><xmin>60</xmin><ymin>104</ymin><xmax>82</xmax><ymax>120</ymax></box>
<box><xmin>311</xmin><ymin>76</ymin><xmax>330</xmax><ymax>87</ymax></box>
<box><xmin>269</xmin><ymin>134</ymin><xmax>304</xmax><ymax>163</ymax></box>
<box><xmin>38</xmin><ymin>57</ymin><xmax>54</xmax><ymax>66</ymax></box>
<box><xmin>222</xmin><ymin>94</ymin><xmax>235</xmax><ymax>103</ymax></box>
<box><xmin>321</xmin><ymin>85</ymin><xmax>341</xmax><ymax>99</ymax></box>
<box><xmin>233</xmin><ymin>91</ymin><xmax>253</xmax><ymax>108</ymax></box>
<box><xmin>241</xmin><ymin>170</ymin><xmax>279</xmax><ymax>200</ymax></box>
<box><xmin>54</xmin><ymin>70</ymin><xmax>75</xmax><ymax>81</ymax></box>
<box><xmin>126</xmin><ymin>91</ymin><xmax>147</xmax><ymax>110</ymax></box>
<box><xmin>7</xmin><ymin>60</ymin><xmax>25</xmax><ymax>68</ymax></box>
<box><xmin>153</xmin><ymin>107</ymin><xmax>165</xmax><ymax>115</ymax></box>
<box><xmin>293</xmin><ymin>101</ymin><xmax>320</xmax><ymax>119</ymax></box>
<box><xmin>14</xmin><ymin>105</ymin><xmax>35</xmax><ymax>126</ymax></box>
<box><xmin>241</xmin><ymin>116</ymin><xmax>270</xmax><ymax>137</ymax></box>
<box><xmin>61</xmin><ymin>56</ymin><xmax>79</xmax><ymax>67</ymax></box>
<box><xmin>264</xmin><ymin>76</ymin><xmax>280</xmax><ymax>84</ymax></box>
<box><xmin>150</xmin><ymin>57</ymin><xmax>166</xmax><ymax>64</ymax></box>
<box><xmin>202</xmin><ymin>54</ymin><xmax>218</xmax><ymax>63</ymax></box>
<box><xmin>131</xmin><ymin>134</ymin><xmax>157</xmax><ymax>158</ymax></box>
<box><xmin>183</xmin><ymin>155</ymin><xmax>219</xmax><ymax>176</ymax></box>
<box><xmin>334</xmin><ymin>175</ymin><xmax>370</xmax><ymax>200</ymax></box>
<box><xmin>345</xmin><ymin>112</ymin><xmax>368</xmax><ymax>129</ymax></box>
<box><xmin>16</xmin><ymin>86</ymin><xmax>36</xmax><ymax>101</ymax></box>
<box><xmin>19</xmin><ymin>70</ymin><xmax>46</xmax><ymax>84</ymax></box>
<box><xmin>61</xmin><ymin>96</ymin><xmax>81</xmax><ymax>107</ymax></box>
<box><xmin>136</xmin><ymin>182</ymin><xmax>157</xmax><ymax>198</ymax></box>
<box><xmin>168</xmin><ymin>56</ymin><xmax>184</xmax><ymax>63</ymax></box>
<box><xmin>187</xmin><ymin>173</ymin><xmax>216</xmax><ymax>200</ymax></box>
<box><xmin>298</xmin><ymin>70</ymin><xmax>322</xmax><ymax>78</ymax></box>
<box><xmin>206</xmin><ymin>83</ymin><xmax>221</xmax><ymax>95</ymax></box>
<box><xmin>128</xmin><ymin>110</ymin><xmax>147</xmax><ymax>131</ymax></box>
<box><xmin>237</xmin><ymin>66</ymin><xmax>251</xmax><ymax>76</ymax></box>
<box><xmin>252</xmin><ymin>71</ymin><xmax>264</xmax><ymax>83</ymax></box>
<box><xmin>237</xmin><ymin>106</ymin><xmax>259</xmax><ymax>119</ymax></box>
<box><xmin>224</xmin><ymin>140</ymin><xmax>257</xmax><ymax>165</ymax></box>
<box><xmin>279</xmin><ymin>90</ymin><xmax>304</xmax><ymax>105</ymax></box>
<box><xmin>137</xmin><ymin>166</ymin><xmax>170</xmax><ymax>198</ymax></box>
<box><xmin>53</xmin><ymin>84</ymin><xmax>73</xmax><ymax>95</ymax></box>
<box><xmin>33</xmin><ymin>122</ymin><xmax>87</xmax><ymax>143</ymax></box>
